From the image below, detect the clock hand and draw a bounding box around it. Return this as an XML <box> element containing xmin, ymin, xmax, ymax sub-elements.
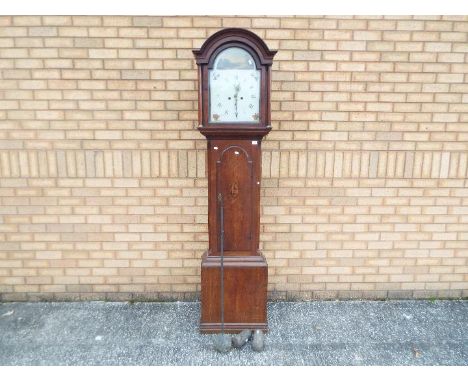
<box><xmin>233</xmin><ymin>84</ymin><xmax>240</xmax><ymax>118</ymax></box>
<box><xmin>234</xmin><ymin>96</ymin><xmax>238</xmax><ymax>118</ymax></box>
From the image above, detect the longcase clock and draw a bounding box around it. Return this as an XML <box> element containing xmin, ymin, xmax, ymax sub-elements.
<box><xmin>193</xmin><ymin>28</ymin><xmax>276</xmax><ymax>333</ymax></box>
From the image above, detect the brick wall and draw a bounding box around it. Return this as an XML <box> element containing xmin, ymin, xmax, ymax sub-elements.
<box><xmin>0</xmin><ymin>15</ymin><xmax>467</xmax><ymax>301</ymax></box>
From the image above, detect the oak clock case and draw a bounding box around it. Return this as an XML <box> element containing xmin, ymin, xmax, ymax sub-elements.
<box><xmin>193</xmin><ymin>28</ymin><xmax>276</xmax><ymax>333</ymax></box>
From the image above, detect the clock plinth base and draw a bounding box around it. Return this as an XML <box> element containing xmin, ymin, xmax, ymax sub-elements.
<box><xmin>199</xmin><ymin>322</ymin><xmax>268</xmax><ymax>334</ymax></box>
<box><xmin>200</xmin><ymin>251</ymin><xmax>268</xmax><ymax>334</ymax></box>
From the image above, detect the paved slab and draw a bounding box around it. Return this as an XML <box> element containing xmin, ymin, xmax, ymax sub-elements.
<box><xmin>0</xmin><ymin>300</ymin><xmax>467</xmax><ymax>365</ymax></box>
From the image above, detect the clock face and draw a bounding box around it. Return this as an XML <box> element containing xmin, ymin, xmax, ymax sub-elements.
<box><xmin>209</xmin><ymin>47</ymin><xmax>260</xmax><ymax>124</ymax></box>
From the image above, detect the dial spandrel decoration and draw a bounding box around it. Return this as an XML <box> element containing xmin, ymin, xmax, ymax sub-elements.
<box><xmin>209</xmin><ymin>47</ymin><xmax>260</xmax><ymax>123</ymax></box>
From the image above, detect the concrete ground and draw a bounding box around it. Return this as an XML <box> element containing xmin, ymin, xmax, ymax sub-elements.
<box><xmin>0</xmin><ymin>300</ymin><xmax>467</xmax><ymax>365</ymax></box>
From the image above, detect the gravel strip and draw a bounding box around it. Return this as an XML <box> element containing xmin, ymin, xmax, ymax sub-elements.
<box><xmin>0</xmin><ymin>300</ymin><xmax>466</xmax><ymax>365</ymax></box>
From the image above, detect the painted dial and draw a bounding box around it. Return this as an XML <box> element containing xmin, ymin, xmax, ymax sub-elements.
<box><xmin>209</xmin><ymin>47</ymin><xmax>260</xmax><ymax>123</ymax></box>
